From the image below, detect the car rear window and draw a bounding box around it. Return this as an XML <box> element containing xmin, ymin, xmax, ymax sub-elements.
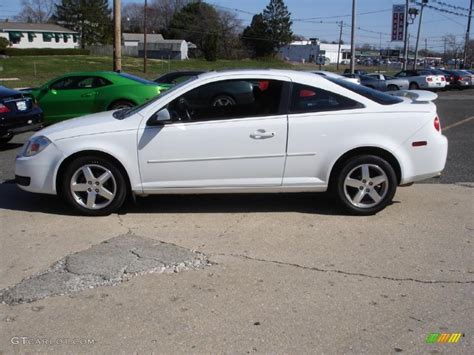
<box><xmin>119</xmin><ymin>73</ymin><xmax>156</xmax><ymax>85</ymax></box>
<box><xmin>326</xmin><ymin>78</ymin><xmax>403</xmax><ymax>105</ymax></box>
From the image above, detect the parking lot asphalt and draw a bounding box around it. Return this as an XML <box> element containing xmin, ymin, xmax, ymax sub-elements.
<box><xmin>0</xmin><ymin>89</ymin><xmax>473</xmax><ymax>353</ymax></box>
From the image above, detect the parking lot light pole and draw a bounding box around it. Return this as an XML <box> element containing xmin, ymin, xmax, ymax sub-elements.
<box><xmin>113</xmin><ymin>0</ymin><xmax>122</xmax><ymax>72</ymax></box>
<box><xmin>402</xmin><ymin>0</ymin><xmax>409</xmax><ymax>70</ymax></box>
<box><xmin>413</xmin><ymin>0</ymin><xmax>428</xmax><ymax>70</ymax></box>
<box><xmin>350</xmin><ymin>0</ymin><xmax>356</xmax><ymax>74</ymax></box>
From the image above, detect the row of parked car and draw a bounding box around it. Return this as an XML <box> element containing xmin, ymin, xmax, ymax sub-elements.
<box><xmin>0</xmin><ymin>67</ymin><xmax>472</xmax><ymax>145</ymax></box>
<box><xmin>339</xmin><ymin>68</ymin><xmax>474</xmax><ymax>91</ymax></box>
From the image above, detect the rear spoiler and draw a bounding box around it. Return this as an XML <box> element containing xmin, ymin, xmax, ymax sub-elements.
<box><xmin>388</xmin><ymin>90</ymin><xmax>438</xmax><ymax>103</ymax></box>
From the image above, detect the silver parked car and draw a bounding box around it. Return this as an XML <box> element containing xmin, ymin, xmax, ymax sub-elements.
<box><xmin>365</xmin><ymin>73</ymin><xmax>409</xmax><ymax>91</ymax></box>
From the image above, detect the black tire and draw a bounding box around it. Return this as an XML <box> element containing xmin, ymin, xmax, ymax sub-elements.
<box><xmin>61</xmin><ymin>155</ymin><xmax>128</xmax><ymax>216</ymax></box>
<box><xmin>409</xmin><ymin>82</ymin><xmax>419</xmax><ymax>90</ymax></box>
<box><xmin>387</xmin><ymin>84</ymin><xmax>399</xmax><ymax>91</ymax></box>
<box><xmin>109</xmin><ymin>100</ymin><xmax>135</xmax><ymax>110</ymax></box>
<box><xmin>211</xmin><ymin>95</ymin><xmax>236</xmax><ymax>107</ymax></box>
<box><xmin>335</xmin><ymin>155</ymin><xmax>397</xmax><ymax>215</ymax></box>
<box><xmin>0</xmin><ymin>136</ymin><xmax>13</xmax><ymax>145</ymax></box>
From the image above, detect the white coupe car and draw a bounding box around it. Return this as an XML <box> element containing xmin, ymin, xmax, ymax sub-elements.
<box><xmin>15</xmin><ymin>70</ymin><xmax>448</xmax><ymax>216</ymax></box>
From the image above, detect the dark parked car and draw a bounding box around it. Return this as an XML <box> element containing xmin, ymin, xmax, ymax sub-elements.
<box><xmin>441</xmin><ymin>70</ymin><xmax>471</xmax><ymax>89</ymax></box>
<box><xmin>0</xmin><ymin>86</ymin><xmax>43</xmax><ymax>144</ymax></box>
<box><xmin>167</xmin><ymin>79</ymin><xmax>283</xmax><ymax>121</ymax></box>
<box><xmin>154</xmin><ymin>71</ymin><xmax>204</xmax><ymax>85</ymax></box>
<box><xmin>342</xmin><ymin>74</ymin><xmax>387</xmax><ymax>91</ymax></box>
<box><xmin>344</xmin><ymin>69</ymin><xmax>368</xmax><ymax>76</ymax></box>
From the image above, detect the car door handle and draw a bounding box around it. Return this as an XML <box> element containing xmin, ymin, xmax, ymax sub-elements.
<box><xmin>81</xmin><ymin>92</ymin><xmax>97</xmax><ymax>98</ymax></box>
<box><xmin>250</xmin><ymin>129</ymin><xmax>275</xmax><ymax>139</ymax></box>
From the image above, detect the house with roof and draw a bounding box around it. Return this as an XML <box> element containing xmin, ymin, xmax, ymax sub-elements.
<box><xmin>123</xmin><ymin>33</ymin><xmax>189</xmax><ymax>60</ymax></box>
<box><xmin>0</xmin><ymin>22</ymin><xmax>79</xmax><ymax>49</ymax></box>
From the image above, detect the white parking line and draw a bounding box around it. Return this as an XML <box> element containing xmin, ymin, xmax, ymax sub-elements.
<box><xmin>443</xmin><ymin>116</ymin><xmax>474</xmax><ymax>131</ymax></box>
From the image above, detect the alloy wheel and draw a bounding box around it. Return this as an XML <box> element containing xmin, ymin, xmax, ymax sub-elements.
<box><xmin>70</xmin><ymin>164</ymin><xmax>117</xmax><ymax>210</ymax></box>
<box><xmin>343</xmin><ymin>164</ymin><xmax>389</xmax><ymax>208</ymax></box>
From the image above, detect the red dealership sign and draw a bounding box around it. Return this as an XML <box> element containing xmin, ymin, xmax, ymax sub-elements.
<box><xmin>392</xmin><ymin>5</ymin><xmax>405</xmax><ymax>41</ymax></box>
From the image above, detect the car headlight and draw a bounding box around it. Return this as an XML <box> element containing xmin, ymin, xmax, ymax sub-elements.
<box><xmin>23</xmin><ymin>136</ymin><xmax>52</xmax><ymax>157</ymax></box>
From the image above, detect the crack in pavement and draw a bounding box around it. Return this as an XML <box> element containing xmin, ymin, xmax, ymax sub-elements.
<box><xmin>224</xmin><ymin>254</ymin><xmax>474</xmax><ymax>285</ymax></box>
<box><xmin>116</xmin><ymin>214</ymin><xmax>133</xmax><ymax>234</ymax></box>
<box><xmin>216</xmin><ymin>214</ymin><xmax>247</xmax><ymax>239</ymax></box>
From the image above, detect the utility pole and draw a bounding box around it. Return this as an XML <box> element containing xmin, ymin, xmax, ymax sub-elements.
<box><xmin>443</xmin><ymin>36</ymin><xmax>447</xmax><ymax>65</ymax></box>
<box><xmin>143</xmin><ymin>0</ymin><xmax>148</xmax><ymax>73</ymax></box>
<box><xmin>113</xmin><ymin>0</ymin><xmax>122</xmax><ymax>72</ymax></box>
<box><xmin>336</xmin><ymin>21</ymin><xmax>343</xmax><ymax>71</ymax></box>
<box><xmin>462</xmin><ymin>0</ymin><xmax>473</xmax><ymax>68</ymax></box>
<box><xmin>350</xmin><ymin>0</ymin><xmax>356</xmax><ymax>74</ymax></box>
<box><xmin>402</xmin><ymin>0</ymin><xmax>409</xmax><ymax>70</ymax></box>
<box><xmin>413</xmin><ymin>0</ymin><xmax>427</xmax><ymax>70</ymax></box>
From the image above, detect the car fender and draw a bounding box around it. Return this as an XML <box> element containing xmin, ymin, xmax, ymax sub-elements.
<box><xmin>52</xmin><ymin>130</ymin><xmax>142</xmax><ymax>193</ymax></box>
<box><xmin>323</xmin><ymin>136</ymin><xmax>406</xmax><ymax>185</ymax></box>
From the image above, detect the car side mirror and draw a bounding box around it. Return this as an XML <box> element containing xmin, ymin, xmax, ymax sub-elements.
<box><xmin>147</xmin><ymin>108</ymin><xmax>171</xmax><ymax>126</ymax></box>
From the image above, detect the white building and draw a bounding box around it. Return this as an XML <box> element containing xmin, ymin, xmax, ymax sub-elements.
<box><xmin>123</xmin><ymin>33</ymin><xmax>189</xmax><ymax>60</ymax></box>
<box><xmin>279</xmin><ymin>39</ymin><xmax>351</xmax><ymax>64</ymax></box>
<box><xmin>0</xmin><ymin>22</ymin><xmax>78</xmax><ymax>49</ymax></box>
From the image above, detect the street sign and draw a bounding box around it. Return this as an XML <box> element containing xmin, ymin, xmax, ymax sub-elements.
<box><xmin>392</xmin><ymin>4</ymin><xmax>405</xmax><ymax>42</ymax></box>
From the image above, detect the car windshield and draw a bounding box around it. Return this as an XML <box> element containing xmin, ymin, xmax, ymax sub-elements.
<box><xmin>113</xmin><ymin>76</ymin><xmax>198</xmax><ymax>120</ymax></box>
<box><xmin>118</xmin><ymin>73</ymin><xmax>156</xmax><ymax>85</ymax></box>
<box><xmin>327</xmin><ymin>77</ymin><xmax>403</xmax><ymax>105</ymax></box>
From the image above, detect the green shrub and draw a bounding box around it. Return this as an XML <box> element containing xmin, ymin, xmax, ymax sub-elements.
<box><xmin>0</xmin><ymin>37</ymin><xmax>10</xmax><ymax>50</ymax></box>
<box><xmin>0</xmin><ymin>48</ymin><xmax>90</xmax><ymax>56</ymax></box>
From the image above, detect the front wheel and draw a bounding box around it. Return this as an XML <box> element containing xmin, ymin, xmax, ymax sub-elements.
<box><xmin>61</xmin><ymin>156</ymin><xmax>128</xmax><ymax>216</ymax></box>
<box><xmin>335</xmin><ymin>155</ymin><xmax>397</xmax><ymax>215</ymax></box>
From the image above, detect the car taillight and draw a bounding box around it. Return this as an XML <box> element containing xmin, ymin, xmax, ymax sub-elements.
<box><xmin>434</xmin><ymin>116</ymin><xmax>441</xmax><ymax>132</ymax></box>
<box><xmin>0</xmin><ymin>103</ymin><xmax>10</xmax><ymax>113</ymax></box>
<box><xmin>426</xmin><ymin>76</ymin><xmax>433</xmax><ymax>82</ymax></box>
<box><xmin>440</xmin><ymin>76</ymin><xmax>445</xmax><ymax>81</ymax></box>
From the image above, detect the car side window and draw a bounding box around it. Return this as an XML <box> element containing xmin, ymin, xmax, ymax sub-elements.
<box><xmin>289</xmin><ymin>83</ymin><xmax>362</xmax><ymax>114</ymax></box>
<box><xmin>165</xmin><ymin>79</ymin><xmax>284</xmax><ymax>122</ymax></box>
<box><xmin>50</xmin><ymin>77</ymin><xmax>80</xmax><ymax>90</ymax></box>
<box><xmin>76</xmin><ymin>77</ymin><xmax>95</xmax><ymax>88</ymax></box>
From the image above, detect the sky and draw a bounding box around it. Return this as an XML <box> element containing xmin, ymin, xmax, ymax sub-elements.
<box><xmin>1</xmin><ymin>0</ymin><xmax>472</xmax><ymax>52</ymax></box>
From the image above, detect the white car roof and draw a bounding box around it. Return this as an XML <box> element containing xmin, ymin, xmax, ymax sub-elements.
<box><xmin>196</xmin><ymin>69</ymin><xmax>329</xmax><ymax>84</ymax></box>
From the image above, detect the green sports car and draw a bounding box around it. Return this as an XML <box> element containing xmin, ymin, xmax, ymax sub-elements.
<box><xmin>29</xmin><ymin>72</ymin><xmax>170</xmax><ymax>124</ymax></box>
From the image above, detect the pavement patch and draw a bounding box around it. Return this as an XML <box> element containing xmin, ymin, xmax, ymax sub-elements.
<box><xmin>0</xmin><ymin>234</ymin><xmax>209</xmax><ymax>305</ymax></box>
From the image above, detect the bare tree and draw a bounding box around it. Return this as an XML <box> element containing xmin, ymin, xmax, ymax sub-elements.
<box><xmin>151</xmin><ymin>0</ymin><xmax>194</xmax><ymax>30</ymax></box>
<box><xmin>15</xmin><ymin>0</ymin><xmax>56</xmax><ymax>23</ymax></box>
<box><xmin>444</xmin><ymin>34</ymin><xmax>464</xmax><ymax>68</ymax></box>
<box><xmin>217</xmin><ymin>9</ymin><xmax>243</xmax><ymax>59</ymax></box>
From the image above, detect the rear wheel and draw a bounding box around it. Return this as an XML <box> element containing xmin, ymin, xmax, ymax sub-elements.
<box><xmin>335</xmin><ymin>155</ymin><xmax>397</xmax><ymax>215</ymax></box>
<box><xmin>61</xmin><ymin>156</ymin><xmax>127</xmax><ymax>216</ymax></box>
<box><xmin>409</xmin><ymin>82</ymin><xmax>419</xmax><ymax>90</ymax></box>
<box><xmin>109</xmin><ymin>100</ymin><xmax>135</xmax><ymax>110</ymax></box>
<box><xmin>387</xmin><ymin>84</ymin><xmax>399</xmax><ymax>91</ymax></box>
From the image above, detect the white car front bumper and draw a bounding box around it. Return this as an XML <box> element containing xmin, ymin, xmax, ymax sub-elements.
<box><xmin>15</xmin><ymin>143</ymin><xmax>64</xmax><ymax>195</ymax></box>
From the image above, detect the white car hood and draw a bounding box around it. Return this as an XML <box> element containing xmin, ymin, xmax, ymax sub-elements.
<box><xmin>35</xmin><ymin>111</ymin><xmax>139</xmax><ymax>141</ymax></box>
